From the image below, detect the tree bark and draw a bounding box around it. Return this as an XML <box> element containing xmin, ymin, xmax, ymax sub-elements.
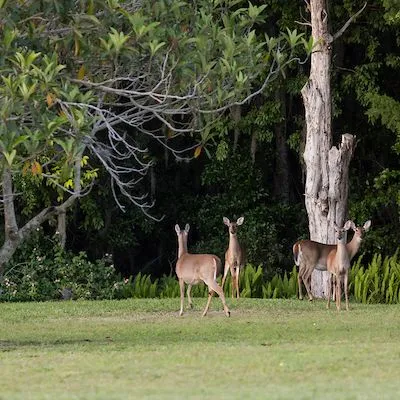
<box><xmin>301</xmin><ymin>0</ymin><xmax>356</xmax><ymax>298</ymax></box>
<box><xmin>3</xmin><ymin>167</ymin><xmax>19</xmax><ymax>242</ymax></box>
<box><xmin>0</xmin><ymin>155</ymin><xmax>83</xmax><ymax>277</ymax></box>
<box><xmin>57</xmin><ymin>211</ymin><xmax>67</xmax><ymax>249</ymax></box>
<box><xmin>230</xmin><ymin>104</ymin><xmax>241</xmax><ymax>152</ymax></box>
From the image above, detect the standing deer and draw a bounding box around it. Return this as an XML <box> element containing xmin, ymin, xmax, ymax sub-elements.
<box><xmin>174</xmin><ymin>224</ymin><xmax>230</xmax><ymax>317</ymax></box>
<box><xmin>326</xmin><ymin>220</ymin><xmax>353</xmax><ymax>311</ymax></box>
<box><xmin>293</xmin><ymin>220</ymin><xmax>371</xmax><ymax>300</ymax></box>
<box><xmin>221</xmin><ymin>216</ymin><xmax>244</xmax><ymax>298</ymax></box>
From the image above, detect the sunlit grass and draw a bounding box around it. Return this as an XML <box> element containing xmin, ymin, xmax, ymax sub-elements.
<box><xmin>1</xmin><ymin>298</ymin><xmax>400</xmax><ymax>399</ymax></box>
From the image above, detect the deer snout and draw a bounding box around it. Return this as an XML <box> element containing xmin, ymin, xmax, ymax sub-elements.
<box><xmin>337</xmin><ymin>232</ymin><xmax>344</xmax><ymax>241</ymax></box>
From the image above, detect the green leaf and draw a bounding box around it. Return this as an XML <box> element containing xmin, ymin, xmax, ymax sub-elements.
<box><xmin>284</xmin><ymin>28</ymin><xmax>304</xmax><ymax>48</ymax></box>
<box><xmin>3</xmin><ymin>149</ymin><xmax>16</xmax><ymax>166</ymax></box>
<box><xmin>248</xmin><ymin>2</ymin><xmax>267</xmax><ymax>20</ymax></box>
<box><xmin>301</xmin><ymin>36</ymin><xmax>315</xmax><ymax>56</ymax></box>
<box><xmin>149</xmin><ymin>40</ymin><xmax>166</xmax><ymax>56</ymax></box>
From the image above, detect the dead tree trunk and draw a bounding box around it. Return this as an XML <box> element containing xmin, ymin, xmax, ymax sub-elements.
<box><xmin>301</xmin><ymin>0</ymin><xmax>357</xmax><ymax>298</ymax></box>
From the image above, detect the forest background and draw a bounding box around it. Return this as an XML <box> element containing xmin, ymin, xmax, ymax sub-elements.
<box><xmin>0</xmin><ymin>0</ymin><xmax>399</xmax><ymax>300</ymax></box>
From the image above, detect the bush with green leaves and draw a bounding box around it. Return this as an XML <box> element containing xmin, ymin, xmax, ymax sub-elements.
<box><xmin>0</xmin><ymin>231</ymin><xmax>121</xmax><ymax>302</ymax></box>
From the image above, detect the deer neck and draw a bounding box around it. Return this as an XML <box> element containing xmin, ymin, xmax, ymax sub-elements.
<box><xmin>346</xmin><ymin>234</ymin><xmax>362</xmax><ymax>259</ymax></box>
<box><xmin>228</xmin><ymin>232</ymin><xmax>240</xmax><ymax>251</ymax></box>
<box><xmin>178</xmin><ymin>236</ymin><xmax>188</xmax><ymax>259</ymax></box>
<box><xmin>337</xmin><ymin>233</ymin><xmax>349</xmax><ymax>267</ymax></box>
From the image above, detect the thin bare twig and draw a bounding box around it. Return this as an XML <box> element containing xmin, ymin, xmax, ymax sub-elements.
<box><xmin>332</xmin><ymin>2</ymin><xmax>367</xmax><ymax>42</ymax></box>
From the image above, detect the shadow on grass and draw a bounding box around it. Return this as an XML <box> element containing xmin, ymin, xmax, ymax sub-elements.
<box><xmin>0</xmin><ymin>337</ymin><xmax>115</xmax><ymax>351</ymax></box>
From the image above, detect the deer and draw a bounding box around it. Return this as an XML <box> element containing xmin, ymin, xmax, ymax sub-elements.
<box><xmin>326</xmin><ymin>220</ymin><xmax>353</xmax><ymax>311</ymax></box>
<box><xmin>293</xmin><ymin>220</ymin><xmax>371</xmax><ymax>301</ymax></box>
<box><xmin>221</xmin><ymin>216</ymin><xmax>244</xmax><ymax>299</ymax></box>
<box><xmin>174</xmin><ymin>224</ymin><xmax>230</xmax><ymax>317</ymax></box>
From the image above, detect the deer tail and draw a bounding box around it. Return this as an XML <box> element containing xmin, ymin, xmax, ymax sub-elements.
<box><xmin>293</xmin><ymin>242</ymin><xmax>302</xmax><ymax>266</ymax></box>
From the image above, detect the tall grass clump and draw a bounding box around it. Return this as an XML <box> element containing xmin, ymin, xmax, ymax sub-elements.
<box><xmin>262</xmin><ymin>266</ymin><xmax>298</xmax><ymax>299</ymax></box>
<box><xmin>220</xmin><ymin>264</ymin><xmax>298</xmax><ymax>299</ymax></box>
<box><xmin>117</xmin><ymin>264</ymin><xmax>298</xmax><ymax>300</ymax></box>
<box><xmin>349</xmin><ymin>250</ymin><xmax>400</xmax><ymax>304</ymax></box>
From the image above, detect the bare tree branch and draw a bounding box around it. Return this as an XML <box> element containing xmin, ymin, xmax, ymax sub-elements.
<box><xmin>331</xmin><ymin>2</ymin><xmax>367</xmax><ymax>42</ymax></box>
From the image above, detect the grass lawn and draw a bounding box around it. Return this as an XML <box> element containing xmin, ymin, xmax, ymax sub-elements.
<box><xmin>1</xmin><ymin>297</ymin><xmax>399</xmax><ymax>400</ymax></box>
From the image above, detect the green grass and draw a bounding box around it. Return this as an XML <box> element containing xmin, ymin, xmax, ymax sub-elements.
<box><xmin>1</xmin><ymin>298</ymin><xmax>400</xmax><ymax>400</ymax></box>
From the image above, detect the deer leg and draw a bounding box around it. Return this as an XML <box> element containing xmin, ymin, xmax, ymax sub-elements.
<box><xmin>336</xmin><ymin>276</ymin><xmax>342</xmax><ymax>311</ymax></box>
<box><xmin>303</xmin><ymin>270</ymin><xmax>314</xmax><ymax>301</ymax></box>
<box><xmin>326</xmin><ymin>274</ymin><xmax>332</xmax><ymax>309</ymax></box>
<box><xmin>179</xmin><ymin>279</ymin><xmax>185</xmax><ymax>316</ymax></box>
<box><xmin>332</xmin><ymin>275</ymin><xmax>336</xmax><ymax>302</ymax></box>
<box><xmin>344</xmin><ymin>273</ymin><xmax>349</xmax><ymax>311</ymax></box>
<box><xmin>221</xmin><ymin>261</ymin><xmax>230</xmax><ymax>290</ymax></box>
<box><xmin>230</xmin><ymin>266</ymin><xmax>236</xmax><ymax>298</ymax></box>
<box><xmin>186</xmin><ymin>284</ymin><xmax>193</xmax><ymax>309</ymax></box>
<box><xmin>202</xmin><ymin>289</ymin><xmax>214</xmax><ymax>317</ymax></box>
<box><xmin>298</xmin><ymin>267</ymin><xmax>304</xmax><ymax>300</ymax></box>
<box><xmin>235</xmin><ymin>266</ymin><xmax>240</xmax><ymax>299</ymax></box>
<box><xmin>207</xmin><ymin>279</ymin><xmax>230</xmax><ymax>317</ymax></box>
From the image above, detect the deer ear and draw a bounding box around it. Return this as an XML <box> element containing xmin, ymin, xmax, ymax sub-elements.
<box><xmin>363</xmin><ymin>220</ymin><xmax>371</xmax><ymax>231</ymax></box>
<box><xmin>223</xmin><ymin>217</ymin><xmax>230</xmax><ymax>226</ymax></box>
<box><xmin>236</xmin><ymin>216</ymin><xmax>244</xmax><ymax>225</ymax></box>
<box><xmin>349</xmin><ymin>221</ymin><xmax>357</xmax><ymax>230</ymax></box>
<box><xmin>184</xmin><ymin>224</ymin><xmax>190</xmax><ymax>233</ymax></box>
<box><xmin>343</xmin><ymin>220</ymin><xmax>352</xmax><ymax>230</ymax></box>
<box><xmin>175</xmin><ymin>224</ymin><xmax>180</xmax><ymax>234</ymax></box>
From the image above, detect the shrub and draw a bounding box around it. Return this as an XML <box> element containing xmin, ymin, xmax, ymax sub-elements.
<box><xmin>0</xmin><ymin>232</ymin><xmax>121</xmax><ymax>302</ymax></box>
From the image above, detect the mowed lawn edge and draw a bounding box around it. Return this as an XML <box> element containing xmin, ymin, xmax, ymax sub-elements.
<box><xmin>1</xmin><ymin>298</ymin><xmax>400</xmax><ymax>400</ymax></box>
